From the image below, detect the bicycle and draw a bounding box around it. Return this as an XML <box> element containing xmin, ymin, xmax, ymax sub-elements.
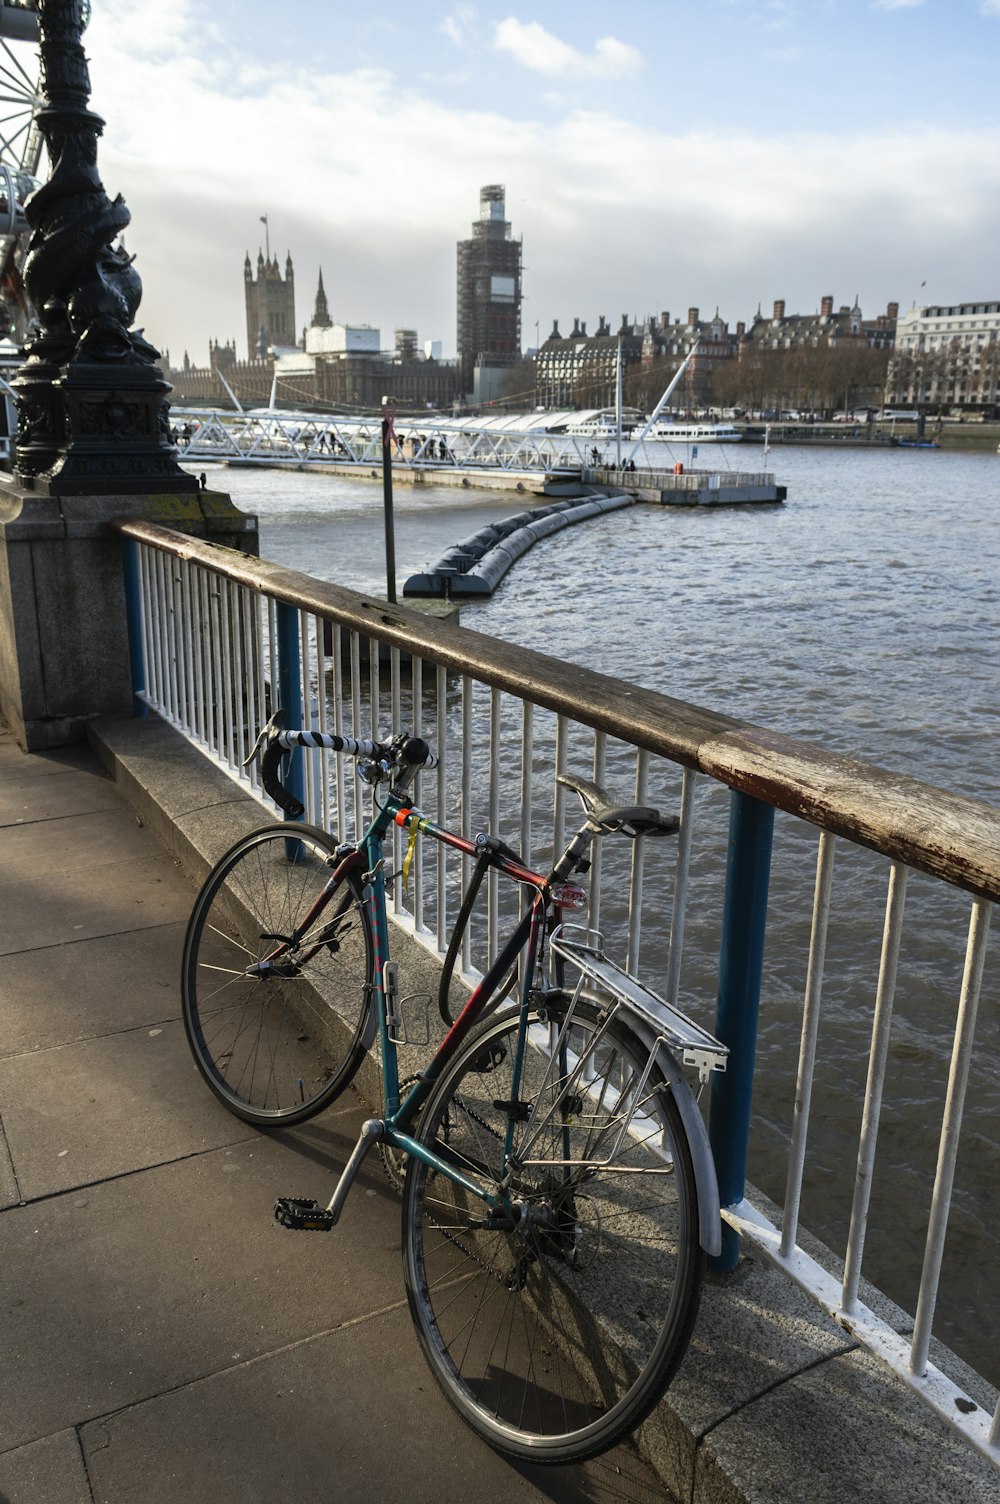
<box><xmin>181</xmin><ymin>709</ymin><xmax>728</xmax><ymax>1465</ymax></box>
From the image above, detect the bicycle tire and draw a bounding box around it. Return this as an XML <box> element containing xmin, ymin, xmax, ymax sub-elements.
<box><xmin>182</xmin><ymin>823</ymin><xmax>374</xmax><ymax>1127</ymax></box>
<box><xmin>401</xmin><ymin>996</ymin><xmax>703</xmax><ymax>1464</ymax></box>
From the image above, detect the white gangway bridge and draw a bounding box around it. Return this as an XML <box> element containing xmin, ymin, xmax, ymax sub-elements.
<box><xmin>169</xmin><ymin>406</ymin><xmax>647</xmax><ymax>475</ymax></box>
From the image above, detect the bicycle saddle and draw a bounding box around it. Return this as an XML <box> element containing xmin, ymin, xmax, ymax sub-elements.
<box><xmin>558</xmin><ymin>773</ymin><xmax>680</xmax><ymax>837</ymax></box>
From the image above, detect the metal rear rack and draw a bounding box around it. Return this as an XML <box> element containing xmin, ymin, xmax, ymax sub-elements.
<box><xmin>551</xmin><ymin>926</ymin><xmax>728</xmax><ymax>1084</ymax></box>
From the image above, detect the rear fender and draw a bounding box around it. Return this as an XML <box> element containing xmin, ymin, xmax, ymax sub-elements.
<box><xmin>625</xmin><ymin>1012</ymin><xmax>722</xmax><ymax>1258</ymax></box>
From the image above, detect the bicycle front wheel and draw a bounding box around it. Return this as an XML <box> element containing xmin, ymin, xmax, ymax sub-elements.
<box><xmin>182</xmin><ymin>823</ymin><xmax>374</xmax><ymax>1127</ymax></box>
<box><xmin>401</xmin><ymin>997</ymin><xmax>703</xmax><ymax>1464</ymax></box>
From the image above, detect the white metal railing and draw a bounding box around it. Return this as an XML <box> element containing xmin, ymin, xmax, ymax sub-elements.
<box><xmin>117</xmin><ymin>518</ymin><xmax>999</xmax><ymax>1471</ymax></box>
<box><xmin>593</xmin><ymin>465</ymin><xmax>776</xmax><ymax>491</ymax></box>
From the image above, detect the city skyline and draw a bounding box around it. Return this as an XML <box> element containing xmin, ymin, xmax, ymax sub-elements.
<box><xmin>69</xmin><ymin>0</ymin><xmax>1000</xmax><ymax>364</ymax></box>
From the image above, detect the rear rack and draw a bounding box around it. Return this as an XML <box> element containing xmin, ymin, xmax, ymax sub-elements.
<box><xmin>551</xmin><ymin>926</ymin><xmax>728</xmax><ymax>1084</ymax></box>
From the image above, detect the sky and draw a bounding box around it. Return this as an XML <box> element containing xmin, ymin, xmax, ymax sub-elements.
<box><xmin>28</xmin><ymin>0</ymin><xmax>1000</xmax><ymax>365</ymax></box>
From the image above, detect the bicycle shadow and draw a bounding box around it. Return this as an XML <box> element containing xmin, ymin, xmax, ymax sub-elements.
<box><xmin>267</xmin><ymin>1113</ymin><xmax>673</xmax><ymax>1503</ymax></box>
<box><xmin>511</xmin><ymin>1442</ymin><xmax>669</xmax><ymax>1503</ymax></box>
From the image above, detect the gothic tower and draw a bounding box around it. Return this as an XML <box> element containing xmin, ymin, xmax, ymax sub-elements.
<box><xmin>244</xmin><ymin>249</ymin><xmax>296</xmax><ymax>358</ymax></box>
<box><xmin>312</xmin><ymin>268</ymin><xmax>332</xmax><ymax>330</ymax></box>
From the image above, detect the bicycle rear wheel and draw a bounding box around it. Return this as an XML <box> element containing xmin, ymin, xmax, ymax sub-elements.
<box><xmin>401</xmin><ymin>996</ymin><xmax>703</xmax><ymax>1464</ymax></box>
<box><xmin>182</xmin><ymin>823</ymin><xmax>373</xmax><ymax>1126</ymax></box>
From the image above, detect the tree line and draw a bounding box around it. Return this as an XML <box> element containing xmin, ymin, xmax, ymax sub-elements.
<box><xmin>498</xmin><ymin>342</ymin><xmax>893</xmax><ymax>416</ymax></box>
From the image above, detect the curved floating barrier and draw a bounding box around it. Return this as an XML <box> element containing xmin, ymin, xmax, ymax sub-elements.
<box><xmin>403</xmin><ymin>491</ymin><xmax>636</xmax><ymax>599</ymax></box>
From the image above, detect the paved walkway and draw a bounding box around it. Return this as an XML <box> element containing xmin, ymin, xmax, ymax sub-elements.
<box><xmin>4</xmin><ymin>718</ymin><xmax>997</xmax><ymax>1504</ymax></box>
<box><xmin>0</xmin><ymin>725</ymin><xmax>666</xmax><ymax>1504</ymax></box>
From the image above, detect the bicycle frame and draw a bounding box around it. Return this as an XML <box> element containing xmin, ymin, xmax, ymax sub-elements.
<box><xmin>271</xmin><ymin>766</ymin><xmax>581</xmax><ymax>1216</ymax></box>
<box><xmin>253</xmin><ymin>729</ymin><xmax>723</xmax><ymax>1249</ymax></box>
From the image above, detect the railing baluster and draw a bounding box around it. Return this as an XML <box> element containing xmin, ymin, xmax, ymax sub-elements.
<box><xmin>488</xmin><ymin>686</ymin><xmax>501</xmax><ymax>965</ymax></box>
<box><xmin>589</xmin><ymin>730</ymin><xmax>606</xmax><ymax>935</ymax></box>
<box><xmin>461</xmin><ymin>674</ymin><xmax>473</xmax><ymax>975</ymax></box>
<box><xmin>520</xmin><ymin>700</ymin><xmax>534</xmax><ymax>869</ymax></box>
<box><xmin>332</xmin><ymin>621</ymin><xmax>345</xmax><ymax>837</ymax></box>
<box><xmin>626</xmin><ymin>747</ymin><xmax>648</xmax><ymax>972</ymax></box>
<box><xmin>665</xmin><ymin>767</ymin><xmax>696</xmax><ymax>1009</ymax></box>
<box><xmin>843</xmin><ymin>859</ymin><xmax>909</xmax><ymax>1313</ymax></box>
<box><xmin>709</xmin><ymin>790</ymin><xmax>775</xmax><ymax>1273</ymax></box>
<box><xmin>553</xmin><ymin>715</ymin><xmax>568</xmax><ymax>869</ymax></box>
<box><xmin>436</xmin><ymin>664</ymin><xmax>447</xmax><ymax>954</ymax></box>
<box><xmin>275</xmin><ymin>599</ymin><xmax>304</xmax><ymax>820</ymax></box>
<box><xmin>782</xmin><ymin>831</ymin><xmax>837</xmax><ymax>1258</ymax></box>
<box><xmin>910</xmin><ymin>897</ymin><xmax>993</xmax><ymax>1374</ymax></box>
<box><xmin>412</xmin><ymin>654</ymin><xmax>424</xmax><ymax>935</ymax></box>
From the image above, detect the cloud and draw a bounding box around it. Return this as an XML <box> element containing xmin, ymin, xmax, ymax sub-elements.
<box><xmin>871</xmin><ymin>0</ymin><xmax>925</xmax><ymax>9</ymax></box>
<box><xmin>493</xmin><ymin>19</ymin><xmax>641</xmax><ymax>78</ymax></box>
<box><xmin>980</xmin><ymin>0</ymin><xmax>1000</xmax><ymax>14</ymax></box>
<box><xmin>67</xmin><ymin>1</ymin><xmax>1000</xmax><ymax>370</ymax></box>
<box><xmin>441</xmin><ymin>6</ymin><xmax>478</xmax><ymax>49</ymax></box>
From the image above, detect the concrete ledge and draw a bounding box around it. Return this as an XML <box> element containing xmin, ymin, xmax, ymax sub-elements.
<box><xmin>86</xmin><ymin>712</ymin><xmax>1000</xmax><ymax>1503</ymax></box>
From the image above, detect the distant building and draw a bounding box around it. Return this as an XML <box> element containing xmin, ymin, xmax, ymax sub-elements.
<box><xmin>741</xmin><ymin>295</ymin><xmax>898</xmax><ymax>352</ymax></box>
<box><xmin>456</xmin><ymin>185</ymin><xmax>523</xmax><ymax>403</ymax></box>
<box><xmin>639</xmin><ymin>308</ymin><xmax>736</xmax><ymax>406</ymax></box>
<box><xmin>169</xmin><ymin>263</ymin><xmax>457</xmax><ymax>411</ymax></box>
<box><xmin>305</xmin><ymin>323</ymin><xmax>381</xmax><ymax>355</ymax></box>
<box><xmin>296</xmin><ymin>271</ymin><xmax>459</xmax><ymax>408</ymax></box>
<box><xmin>887</xmin><ymin>301</ymin><xmax>1000</xmax><ymax>414</ymax></box>
<box><xmin>534</xmin><ymin>308</ymin><xmax>735</xmax><ymax>410</ymax></box>
<box><xmin>535</xmin><ymin>316</ymin><xmax>642</xmax><ymax>408</ymax></box>
<box><xmin>244</xmin><ymin>249</ymin><xmax>296</xmax><ymax>358</ymax></box>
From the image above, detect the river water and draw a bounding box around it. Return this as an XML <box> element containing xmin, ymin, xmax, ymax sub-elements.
<box><xmin>195</xmin><ymin>444</ymin><xmax>1000</xmax><ymax>1388</ymax></box>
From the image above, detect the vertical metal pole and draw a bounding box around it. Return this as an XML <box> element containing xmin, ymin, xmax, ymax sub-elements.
<box><xmin>275</xmin><ymin>599</ymin><xmax>305</xmax><ymax>822</ymax></box>
<box><xmin>708</xmin><ymin>789</ymin><xmax>775</xmax><ymax>1273</ymax></box>
<box><xmin>381</xmin><ymin>402</ymin><xmax>397</xmax><ymax>604</ymax></box>
<box><xmin>120</xmin><ymin>537</ymin><xmax>148</xmax><ymax>716</ymax></box>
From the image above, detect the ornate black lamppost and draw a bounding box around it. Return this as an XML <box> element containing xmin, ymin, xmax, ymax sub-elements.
<box><xmin>11</xmin><ymin>0</ymin><xmax>195</xmax><ymax>493</ymax></box>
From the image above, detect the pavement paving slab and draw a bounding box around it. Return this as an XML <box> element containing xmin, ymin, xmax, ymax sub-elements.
<box><xmin>0</xmin><ymin>846</ymin><xmax>191</xmax><ymax>957</ymax></box>
<box><xmin>0</xmin><ymin>763</ymin><xmax>122</xmax><ymax>825</ymax></box>
<box><xmin>0</xmin><ymin>1015</ymin><xmax>257</xmax><ymax>1199</ymax></box>
<box><xmin>0</xmin><ymin>803</ymin><xmax>175</xmax><ymax>880</ymax></box>
<box><xmin>0</xmin><ymin>1429</ymin><xmax>93</xmax><ymax>1504</ymax></box>
<box><xmin>0</xmin><ymin>1114</ymin><xmax>394</xmax><ymax>1454</ymax></box>
<box><xmin>0</xmin><ymin>922</ymin><xmax>187</xmax><ymax>1058</ymax></box>
<box><xmin>78</xmin><ymin>1305</ymin><xmax>668</xmax><ymax>1504</ymax></box>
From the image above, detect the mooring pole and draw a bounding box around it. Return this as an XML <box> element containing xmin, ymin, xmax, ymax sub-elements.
<box><xmin>381</xmin><ymin>396</ymin><xmax>397</xmax><ymax>604</ymax></box>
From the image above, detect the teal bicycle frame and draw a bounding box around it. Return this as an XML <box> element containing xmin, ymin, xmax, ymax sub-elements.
<box><xmin>309</xmin><ymin>776</ymin><xmax>589</xmax><ymax>1222</ymax></box>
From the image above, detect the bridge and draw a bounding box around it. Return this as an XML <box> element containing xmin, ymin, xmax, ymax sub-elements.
<box><xmin>171</xmin><ymin>404</ymin><xmax>768</xmax><ymax>480</ymax></box>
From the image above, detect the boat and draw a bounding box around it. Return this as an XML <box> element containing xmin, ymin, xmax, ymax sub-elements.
<box><xmin>890</xmin><ymin>437</ymin><xmax>941</xmax><ymax>449</ymax></box>
<box><xmin>560</xmin><ymin>406</ymin><xmax>642</xmax><ymax>438</ymax></box>
<box><xmin>648</xmin><ymin>422</ymin><xmax>743</xmax><ymax>443</ymax></box>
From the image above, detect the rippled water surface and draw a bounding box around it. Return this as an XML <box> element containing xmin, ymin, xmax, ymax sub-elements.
<box><xmin>198</xmin><ymin>447</ymin><xmax>1000</xmax><ymax>1384</ymax></box>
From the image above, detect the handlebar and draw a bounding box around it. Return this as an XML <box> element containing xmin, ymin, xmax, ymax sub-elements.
<box><xmin>245</xmin><ymin>710</ymin><xmax>437</xmax><ymax>819</ymax></box>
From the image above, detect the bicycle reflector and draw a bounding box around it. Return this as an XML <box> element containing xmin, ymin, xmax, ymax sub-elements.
<box><xmin>551</xmin><ymin>884</ymin><xmax>587</xmax><ymax>910</ymax></box>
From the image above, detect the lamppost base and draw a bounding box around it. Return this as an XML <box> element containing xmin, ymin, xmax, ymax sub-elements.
<box><xmin>12</xmin><ymin>360</ymin><xmax>197</xmax><ymax>496</ymax></box>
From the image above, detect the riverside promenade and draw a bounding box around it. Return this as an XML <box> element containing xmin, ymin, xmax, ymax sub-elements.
<box><xmin>1</xmin><ymin>716</ymin><xmax>997</xmax><ymax>1504</ymax></box>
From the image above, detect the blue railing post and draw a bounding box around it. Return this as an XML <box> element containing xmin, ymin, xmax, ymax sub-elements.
<box><xmin>275</xmin><ymin>600</ymin><xmax>306</xmax><ymax>822</ymax></box>
<box><xmin>708</xmin><ymin>789</ymin><xmax>775</xmax><ymax>1273</ymax></box>
<box><xmin>120</xmin><ymin>537</ymin><xmax>148</xmax><ymax>717</ymax></box>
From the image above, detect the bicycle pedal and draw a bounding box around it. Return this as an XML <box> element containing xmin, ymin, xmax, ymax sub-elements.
<box><xmin>274</xmin><ymin>1196</ymin><xmax>334</xmax><ymax>1232</ymax></box>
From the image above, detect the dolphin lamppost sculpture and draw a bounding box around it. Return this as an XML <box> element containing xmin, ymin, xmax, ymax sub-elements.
<box><xmin>10</xmin><ymin>0</ymin><xmax>195</xmax><ymax>492</ymax></box>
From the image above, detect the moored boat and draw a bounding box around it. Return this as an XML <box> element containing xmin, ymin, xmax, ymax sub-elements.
<box><xmin>648</xmin><ymin>421</ymin><xmax>743</xmax><ymax>443</ymax></box>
